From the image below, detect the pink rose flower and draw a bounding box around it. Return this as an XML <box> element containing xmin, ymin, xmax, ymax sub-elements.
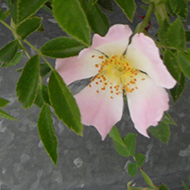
<box><xmin>56</xmin><ymin>24</ymin><xmax>176</xmax><ymax>140</ymax></box>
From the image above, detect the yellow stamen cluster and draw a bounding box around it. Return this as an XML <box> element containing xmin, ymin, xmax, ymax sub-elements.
<box><xmin>89</xmin><ymin>54</ymin><xmax>145</xmax><ymax>99</ymax></box>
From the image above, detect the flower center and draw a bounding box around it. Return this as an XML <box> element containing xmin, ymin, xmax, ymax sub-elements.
<box><xmin>90</xmin><ymin>54</ymin><xmax>145</xmax><ymax>99</ymax></box>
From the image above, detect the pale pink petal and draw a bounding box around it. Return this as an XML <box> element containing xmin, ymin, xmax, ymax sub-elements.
<box><xmin>127</xmin><ymin>74</ymin><xmax>169</xmax><ymax>137</ymax></box>
<box><xmin>55</xmin><ymin>49</ymin><xmax>103</xmax><ymax>85</ymax></box>
<box><xmin>94</xmin><ymin>25</ymin><xmax>133</xmax><ymax>57</ymax></box>
<box><xmin>79</xmin><ymin>24</ymin><xmax>133</xmax><ymax>58</ymax></box>
<box><xmin>56</xmin><ymin>24</ymin><xmax>133</xmax><ymax>85</ymax></box>
<box><xmin>74</xmin><ymin>80</ymin><xmax>123</xmax><ymax>140</ymax></box>
<box><xmin>92</xmin><ymin>24</ymin><xmax>132</xmax><ymax>48</ymax></box>
<box><xmin>126</xmin><ymin>33</ymin><xmax>176</xmax><ymax>89</ymax></box>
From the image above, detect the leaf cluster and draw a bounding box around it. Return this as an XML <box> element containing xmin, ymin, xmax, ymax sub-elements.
<box><xmin>0</xmin><ymin>0</ymin><xmax>137</xmax><ymax>166</ymax></box>
<box><xmin>0</xmin><ymin>0</ymin><xmax>189</xmax><ymax>173</ymax></box>
<box><xmin>109</xmin><ymin>127</ymin><xmax>171</xmax><ymax>190</ymax></box>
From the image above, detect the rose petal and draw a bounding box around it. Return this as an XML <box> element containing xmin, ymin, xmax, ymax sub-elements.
<box><xmin>56</xmin><ymin>24</ymin><xmax>133</xmax><ymax>85</ymax></box>
<box><xmin>126</xmin><ymin>33</ymin><xmax>176</xmax><ymax>89</ymax></box>
<box><xmin>79</xmin><ymin>24</ymin><xmax>132</xmax><ymax>59</ymax></box>
<box><xmin>56</xmin><ymin>49</ymin><xmax>102</xmax><ymax>85</ymax></box>
<box><xmin>74</xmin><ymin>80</ymin><xmax>123</xmax><ymax>140</ymax></box>
<box><xmin>79</xmin><ymin>24</ymin><xmax>132</xmax><ymax>58</ymax></box>
<box><xmin>127</xmin><ymin>74</ymin><xmax>169</xmax><ymax>137</ymax></box>
<box><xmin>94</xmin><ymin>24</ymin><xmax>133</xmax><ymax>57</ymax></box>
<box><xmin>93</xmin><ymin>24</ymin><xmax>132</xmax><ymax>48</ymax></box>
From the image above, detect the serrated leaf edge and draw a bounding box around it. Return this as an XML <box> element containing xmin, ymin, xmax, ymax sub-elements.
<box><xmin>52</xmin><ymin>0</ymin><xmax>91</xmax><ymax>46</ymax></box>
<box><xmin>37</xmin><ymin>104</ymin><xmax>58</xmax><ymax>165</ymax></box>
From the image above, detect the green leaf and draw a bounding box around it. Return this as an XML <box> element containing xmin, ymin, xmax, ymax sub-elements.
<box><xmin>124</xmin><ymin>133</ymin><xmax>137</xmax><ymax>156</ymax></box>
<box><xmin>1</xmin><ymin>51</ymin><xmax>23</xmax><ymax>67</ymax></box>
<box><xmin>35</xmin><ymin>84</ymin><xmax>45</xmax><ymax>108</ymax></box>
<box><xmin>35</xmin><ymin>83</ymin><xmax>50</xmax><ymax>108</ymax></box>
<box><xmin>171</xmin><ymin>72</ymin><xmax>186</xmax><ymax>102</ymax></box>
<box><xmin>164</xmin><ymin>49</ymin><xmax>187</xmax><ymax>102</ymax></box>
<box><xmin>148</xmin><ymin>121</ymin><xmax>170</xmax><ymax>144</ymax></box>
<box><xmin>186</xmin><ymin>31</ymin><xmax>190</xmax><ymax>42</ymax></box>
<box><xmin>158</xmin><ymin>184</ymin><xmax>169</xmax><ymax>190</ymax></box>
<box><xmin>154</xmin><ymin>2</ymin><xmax>170</xmax><ymax>26</ymax></box>
<box><xmin>158</xmin><ymin>19</ymin><xmax>170</xmax><ymax>46</ymax></box>
<box><xmin>0</xmin><ymin>97</ymin><xmax>9</xmax><ymax>107</ymax></box>
<box><xmin>5</xmin><ymin>0</ymin><xmax>18</xmax><ymax>24</ymax></box>
<box><xmin>142</xmin><ymin>0</ymin><xmax>150</xmax><ymax>4</ymax></box>
<box><xmin>40</xmin><ymin>37</ymin><xmax>86</xmax><ymax>58</ymax></box>
<box><xmin>42</xmin><ymin>3</ymin><xmax>53</xmax><ymax>15</ymax></box>
<box><xmin>154</xmin><ymin>0</ymin><xmax>165</xmax><ymax>6</ymax></box>
<box><xmin>163</xmin><ymin>49</ymin><xmax>181</xmax><ymax>81</ymax></box>
<box><xmin>177</xmin><ymin>51</ymin><xmax>190</xmax><ymax>79</ymax></box>
<box><xmin>140</xmin><ymin>169</ymin><xmax>156</xmax><ymax>189</ymax></box>
<box><xmin>40</xmin><ymin>63</ymin><xmax>51</xmax><ymax>77</ymax></box>
<box><xmin>140</xmin><ymin>4</ymin><xmax>149</xmax><ymax>10</ymax></box>
<box><xmin>114</xmin><ymin>0</ymin><xmax>136</xmax><ymax>22</ymax></box>
<box><xmin>90</xmin><ymin>0</ymin><xmax>98</xmax><ymax>3</ymax></box>
<box><xmin>0</xmin><ymin>109</ymin><xmax>17</xmax><ymax>120</ymax></box>
<box><xmin>48</xmin><ymin>70</ymin><xmax>83</xmax><ymax>135</ymax></box>
<box><xmin>0</xmin><ymin>40</ymin><xmax>19</xmax><ymax>64</ymax></box>
<box><xmin>166</xmin><ymin>0</ymin><xmax>188</xmax><ymax>19</ymax></box>
<box><xmin>98</xmin><ymin>0</ymin><xmax>113</xmax><ymax>12</ymax></box>
<box><xmin>79</xmin><ymin>0</ymin><xmax>109</xmax><ymax>36</ymax></box>
<box><xmin>0</xmin><ymin>9</ymin><xmax>7</xmax><ymax>20</ymax></box>
<box><xmin>41</xmin><ymin>84</ymin><xmax>50</xmax><ymax>105</ymax></box>
<box><xmin>109</xmin><ymin>126</ymin><xmax>125</xmax><ymax>146</ymax></box>
<box><xmin>52</xmin><ymin>0</ymin><xmax>91</xmax><ymax>46</ymax></box>
<box><xmin>36</xmin><ymin>22</ymin><xmax>44</xmax><ymax>32</ymax></box>
<box><xmin>163</xmin><ymin>49</ymin><xmax>184</xmax><ymax>101</ymax></box>
<box><xmin>135</xmin><ymin>153</ymin><xmax>145</xmax><ymax>167</ymax></box>
<box><xmin>113</xmin><ymin>140</ymin><xmax>130</xmax><ymax>157</ymax></box>
<box><xmin>167</xmin><ymin>18</ymin><xmax>186</xmax><ymax>50</ymax></box>
<box><xmin>165</xmin><ymin>0</ymin><xmax>174</xmax><ymax>16</ymax></box>
<box><xmin>182</xmin><ymin>181</ymin><xmax>190</xmax><ymax>190</ymax></box>
<box><xmin>163</xmin><ymin>113</ymin><xmax>176</xmax><ymax>125</ymax></box>
<box><xmin>127</xmin><ymin>163</ymin><xmax>138</xmax><ymax>177</ymax></box>
<box><xmin>38</xmin><ymin>104</ymin><xmax>58</xmax><ymax>165</ymax></box>
<box><xmin>16</xmin><ymin>16</ymin><xmax>42</xmax><ymax>39</ymax></box>
<box><xmin>17</xmin><ymin>0</ymin><xmax>47</xmax><ymax>23</ymax></box>
<box><xmin>16</xmin><ymin>55</ymin><xmax>40</xmax><ymax>108</ymax></box>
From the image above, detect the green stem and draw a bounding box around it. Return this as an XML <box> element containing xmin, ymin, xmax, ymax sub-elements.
<box><xmin>41</xmin><ymin>54</ymin><xmax>54</xmax><ymax>70</ymax></box>
<box><xmin>23</xmin><ymin>39</ymin><xmax>54</xmax><ymax>71</ymax></box>
<box><xmin>0</xmin><ymin>19</ymin><xmax>31</xmax><ymax>58</ymax></box>
<box><xmin>19</xmin><ymin>40</ymin><xmax>31</xmax><ymax>59</ymax></box>
<box><xmin>0</xmin><ymin>19</ymin><xmax>13</xmax><ymax>32</ymax></box>
<box><xmin>0</xmin><ymin>19</ymin><xmax>54</xmax><ymax>71</ymax></box>
<box><xmin>135</xmin><ymin>2</ymin><xmax>154</xmax><ymax>33</ymax></box>
<box><xmin>39</xmin><ymin>75</ymin><xmax>43</xmax><ymax>84</ymax></box>
<box><xmin>133</xmin><ymin>155</ymin><xmax>158</xmax><ymax>189</ymax></box>
<box><xmin>142</xmin><ymin>2</ymin><xmax>154</xmax><ymax>29</ymax></box>
<box><xmin>10</xmin><ymin>19</ymin><xmax>30</xmax><ymax>58</ymax></box>
<box><xmin>154</xmin><ymin>0</ymin><xmax>170</xmax><ymax>26</ymax></box>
